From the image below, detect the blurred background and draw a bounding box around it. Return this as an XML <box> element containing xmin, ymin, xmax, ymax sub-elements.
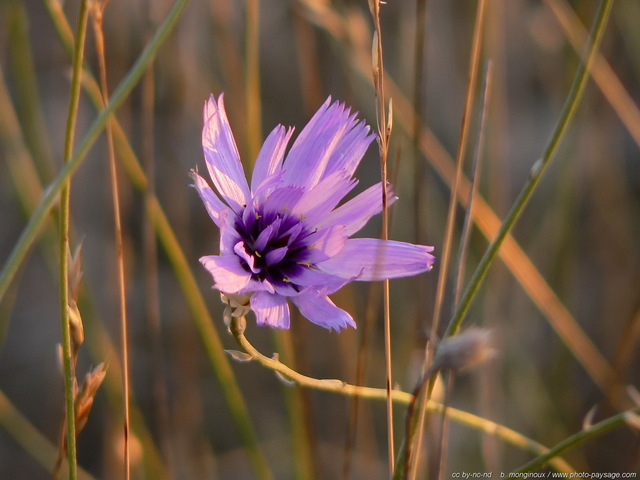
<box><xmin>0</xmin><ymin>0</ymin><xmax>639</xmax><ymax>478</ymax></box>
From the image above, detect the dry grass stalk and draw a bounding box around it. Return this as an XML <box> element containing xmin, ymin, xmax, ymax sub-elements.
<box><xmin>75</xmin><ymin>363</ymin><xmax>108</xmax><ymax>434</ymax></box>
<box><xmin>369</xmin><ymin>0</ymin><xmax>395</xmax><ymax>474</ymax></box>
<box><xmin>54</xmin><ymin>298</ymin><xmax>108</xmax><ymax>480</ymax></box>
<box><xmin>89</xmin><ymin>1</ymin><xmax>131</xmax><ymax>478</ymax></box>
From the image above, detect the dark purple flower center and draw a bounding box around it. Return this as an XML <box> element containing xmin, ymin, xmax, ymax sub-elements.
<box><xmin>234</xmin><ymin>206</ymin><xmax>314</xmax><ymax>290</ymax></box>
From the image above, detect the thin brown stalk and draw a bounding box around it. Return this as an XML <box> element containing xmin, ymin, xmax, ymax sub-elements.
<box><xmin>334</xmin><ymin>29</ymin><xmax>626</xmax><ymax>407</ymax></box>
<box><xmin>454</xmin><ymin>62</ymin><xmax>493</xmax><ymax>306</ymax></box>
<box><xmin>316</xmin><ymin>2</ymin><xmax>626</xmax><ymax>407</ymax></box>
<box><xmin>412</xmin><ymin>0</ymin><xmax>428</xmax><ymax>244</ymax></box>
<box><xmin>409</xmin><ymin>2</ymin><xmax>488</xmax><ymax>478</ymax></box>
<box><xmin>425</xmin><ymin>62</ymin><xmax>492</xmax><ymax>480</ymax></box>
<box><xmin>341</xmin><ymin>281</ymin><xmax>381</xmax><ymax>480</ymax></box>
<box><xmin>0</xmin><ymin>57</ymin><xmax>170</xmax><ymax>479</ymax></box>
<box><xmin>90</xmin><ymin>3</ymin><xmax>131</xmax><ymax>478</ymax></box>
<box><xmin>411</xmin><ymin>0</ymin><xmax>430</xmax><ymax>380</ymax></box>
<box><xmin>369</xmin><ymin>0</ymin><xmax>395</xmax><ymax>473</ymax></box>
<box><xmin>298</xmin><ymin>0</ymin><xmax>623</xmax><ymax>406</ymax></box>
<box><xmin>545</xmin><ymin>0</ymin><xmax>640</xmax><ymax>150</ymax></box>
<box><xmin>430</xmin><ymin>0</ymin><xmax>487</xmax><ymax>367</ymax></box>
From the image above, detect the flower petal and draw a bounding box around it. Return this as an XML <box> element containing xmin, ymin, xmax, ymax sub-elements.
<box><xmin>317</xmin><ymin>181</ymin><xmax>397</xmax><ymax>235</ymax></box>
<box><xmin>251</xmin><ymin>125</ymin><xmax>294</xmax><ymax>195</ymax></box>
<box><xmin>322</xmin><ymin>117</ymin><xmax>376</xmax><ymax>179</ymax></box>
<box><xmin>305</xmin><ymin>225</ymin><xmax>347</xmax><ymax>263</ymax></box>
<box><xmin>283</xmin><ymin>98</ymin><xmax>373</xmax><ymax>189</ymax></box>
<box><xmin>251</xmin><ymin>292</ymin><xmax>290</xmax><ymax>329</ymax></box>
<box><xmin>233</xmin><ymin>242</ymin><xmax>259</xmax><ymax>274</ymax></box>
<box><xmin>202</xmin><ymin>94</ymin><xmax>250</xmax><ymax>212</ymax></box>
<box><xmin>291</xmin><ymin>289</ymin><xmax>356</xmax><ymax>331</ymax></box>
<box><xmin>291</xmin><ymin>170</ymin><xmax>357</xmax><ymax>224</ymax></box>
<box><xmin>260</xmin><ymin>186</ymin><xmax>305</xmax><ymax>218</ymax></box>
<box><xmin>190</xmin><ymin>170</ymin><xmax>227</xmax><ymax>227</ymax></box>
<box><xmin>219</xmin><ymin>209</ymin><xmax>241</xmax><ymax>255</ymax></box>
<box><xmin>253</xmin><ymin>218</ymin><xmax>282</xmax><ymax>252</ymax></box>
<box><xmin>200</xmin><ymin>254</ymin><xmax>251</xmax><ymax>293</ymax></box>
<box><xmin>264</xmin><ymin>246</ymin><xmax>289</xmax><ymax>266</ymax></box>
<box><xmin>317</xmin><ymin>238</ymin><xmax>435</xmax><ymax>281</ymax></box>
<box><xmin>287</xmin><ymin>268</ymin><xmax>350</xmax><ymax>294</ymax></box>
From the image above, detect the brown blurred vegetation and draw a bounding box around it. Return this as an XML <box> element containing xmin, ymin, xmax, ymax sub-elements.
<box><xmin>0</xmin><ymin>0</ymin><xmax>639</xmax><ymax>478</ymax></box>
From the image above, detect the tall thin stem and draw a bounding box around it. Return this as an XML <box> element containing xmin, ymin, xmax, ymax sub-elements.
<box><xmin>409</xmin><ymin>2</ymin><xmax>487</xmax><ymax>477</ymax></box>
<box><xmin>59</xmin><ymin>2</ymin><xmax>89</xmax><ymax>479</ymax></box>
<box><xmin>444</xmin><ymin>0</ymin><xmax>615</xmax><ymax>339</ymax></box>
<box><xmin>370</xmin><ymin>0</ymin><xmax>395</xmax><ymax>472</ymax></box>
<box><xmin>0</xmin><ymin>0</ymin><xmax>190</xmax><ymax>305</ymax></box>
<box><xmin>90</xmin><ymin>5</ymin><xmax>131</xmax><ymax>478</ymax></box>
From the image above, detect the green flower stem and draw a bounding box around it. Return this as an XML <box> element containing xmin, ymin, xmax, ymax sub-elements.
<box><xmin>229</xmin><ymin>316</ymin><xmax>575</xmax><ymax>474</ymax></box>
<box><xmin>0</xmin><ymin>67</ymin><xmax>170</xmax><ymax>478</ymax></box>
<box><xmin>513</xmin><ymin>406</ymin><xmax>640</xmax><ymax>473</ymax></box>
<box><xmin>0</xmin><ymin>0</ymin><xmax>189</xmax><ymax>304</ymax></box>
<box><xmin>59</xmin><ymin>2</ymin><xmax>89</xmax><ymax>478</ymax></box>
<box><xmin>39</xmin><ymin>4</ymin><xmax>273</xmax><ymax>477</ymax></box>
<box><xmin>444</xmin><ymin>0</ymin><xmax>614</xmax><ymax>338</ymax></box>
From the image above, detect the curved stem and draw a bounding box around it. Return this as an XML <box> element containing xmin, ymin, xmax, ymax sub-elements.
<box><xmin>513</xmin><ymin>406</ymin><xmax>640</xmax><ymax>473</ymax></box>
<box><xmin>229</xmin><ymin>316</ymin><xmax>575</xmax><ymax>473</ymax></box>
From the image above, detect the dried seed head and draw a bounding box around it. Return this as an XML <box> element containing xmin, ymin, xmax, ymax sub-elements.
<box><xmin>431</xmin><ymin>328</ymin><xmax>495</xmax><ymax>373</ymax></box>
<box><xmin>371</xmin><ymin>31</ymin><xmax>380</xmax><ymax>82</ymax></box>
<box><xmin>56</xmin><ymin>343</ymin><xmax>63</xmax><ymax>376</ymax></box>
<box><xmin>67</xmin><ymin>242</ymin><xmax>83</xmax><ymax>302</ymax></box>
<box><xmin>386</xmin><ymin>98</ymin><xmax>393</xmax><ymax>136</ymax></box>
<box><xmin>68</xmin><ymin>300</ymin><xmax>84</xmax><ymax>352</ymax></box>
<box><xmin>75</xmin><ymin>362</ymin><xmax>107</xmax><ymax>434</ymax></box>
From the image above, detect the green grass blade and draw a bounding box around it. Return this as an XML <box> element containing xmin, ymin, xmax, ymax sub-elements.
<box><xmin>444</xmin><ymin>0</ymin><xmax>615</xmax><ymax>338</ymax></box>
<box><xmin>0</xmin><ymin>0</ymin><xmax>190</xmax><ymax>304</ymax></box>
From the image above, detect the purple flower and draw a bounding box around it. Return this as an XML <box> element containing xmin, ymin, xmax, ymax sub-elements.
<box><xmin>192</xmin><ymin>94</ymin><xmax>435</xmax><ymax>331</ymax></box>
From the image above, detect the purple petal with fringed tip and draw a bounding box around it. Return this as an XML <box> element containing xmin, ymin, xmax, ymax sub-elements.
<box><xmin>202</xmin><ymin>94</ymin><xmax>250</xmax><ymax>213</ymax></box>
